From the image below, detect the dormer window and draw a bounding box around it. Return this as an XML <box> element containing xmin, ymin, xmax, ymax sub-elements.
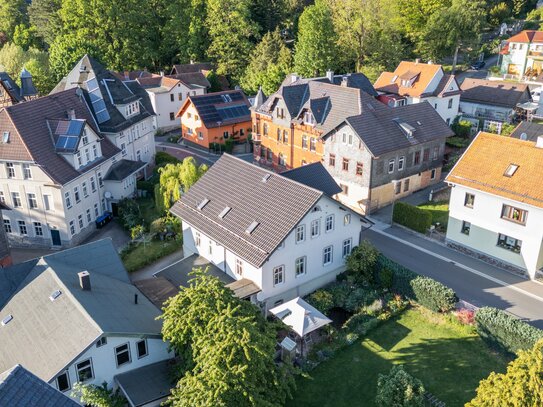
<box><xmin>504</xmin><ymin>164</ymin><xmax>519</xmax><ymax>177</ymax></box>
<box><xmin>126</xmin><ymin>102</ymin><xmax>140</xmax><ymax>117</ymax></box>
<box><xmin>304</xmin><ymin>111</ymin><xmax>314</xmax><ymax>125</ymax></box>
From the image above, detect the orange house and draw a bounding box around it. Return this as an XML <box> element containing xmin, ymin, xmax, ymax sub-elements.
<box><xmin>177</xmin><ymin>90</ymin><xmax>252</xmax><ymax>149</ymax></box>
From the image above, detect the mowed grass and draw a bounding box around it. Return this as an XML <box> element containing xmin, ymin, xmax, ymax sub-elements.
<box><xmin>122</xmin><ymin>239</ymin><xmax>182</xmax><ymax>272</ymax></box>
<box><xmin>289</xmin><ymin>307</ymin><xmax>509</xmax><ymax>407</ymax></box>
<box><xmin>418</xmin><ymin>201</ymin><xmax>449</xmax><ymax>230</ymax></box>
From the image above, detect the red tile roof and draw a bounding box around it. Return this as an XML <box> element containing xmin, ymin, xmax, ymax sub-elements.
<box><xmin>506</xmin><ymin>30</ymin><xmax>543</xmax><ymax>44</ymax></box>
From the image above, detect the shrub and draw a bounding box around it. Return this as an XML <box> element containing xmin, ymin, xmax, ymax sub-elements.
<box><xmin>344</xmin><ymin>288</ymin><xmax>380</xmax><ymax>313</ymax></box>
<box><xmin>456</xmin><ymin>308</ymin><xmax>475</xmax><ymax>325</ymax></box>
<box><xmin>446</xmin><ymin>136</ymin><xmax>471</xmax><ymax>148</ymax></box>
<box><xmin>410</xmin><ymin>276</ymin><xmax>458</xmax><ymax>313</ymax></box>
<box><xmin>224</xmin><ymin>138</ymin><xmax>234</xmax><ymax>153</ymax></box>
<box><xmin>376</xmin><ymin>256</ymin><xmax>418</xmax><ymax>299</ymax></box>
<box><xmin>307</xmin><ymin>289</ymin><xmax>334</xmax><ymax>314</ymax></box>
<box><xmin>376</xmin><ymin>366</ymin><xmax>425</xmax><ymax>407</ymax></box>
<box><xmin>475</xmin><ymin>307</ymin><xmax>543</xmax><ymax>355</ymax></box>
<box><xmin>155</xmin><ymin>151</ymin><xmax>180</xmax><ymax>166</ymax></box>
<box><xmin>343</xmin><ymin>313</ymin><xmax>379</xmax><ymax>336</ymax></box>
<box><xmin>379</xmin><ymin>267</ymin><xmax>394</xmax><ymax>290</ymax></box>
<box><xmin>345</xmin><ymin>332</ymin><xmax>359</xmax><ymax>345</ymax></box>
<box><xmin>364</xmin><ymin>299</ymin><xmax>385</xmax><ymax>316</ymax></box>
<box><xmin>392</xmin><ymin>201</ymin><xmax>432</xmax><ymax>233</ymax></box>
<box><xmin>137</xmin><ymin>180</ymin><xmax>156</xmax><ymax>195</ymax></box>
<box><xmin>345</xmin><ymin>240</ymin><xmax>380</xmax><ymax>285</ymax></box>
<box><xmin>118</xmin><ymin>198</ymin><xmax>142</xmax><ymax>230</ymax></box>
<box><xmin>451</xmin><ymin>119</ymin><xmax>473</xmax><ymax>138</ymax></box>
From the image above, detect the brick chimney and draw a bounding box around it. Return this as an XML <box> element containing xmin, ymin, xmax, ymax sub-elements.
<box><xmin>78</xmin><ymin>271</ymin><xmax>91</xmax><ymax>291</ymax></box>
<box><xmin>326</xmin><ymin>70</ymin><xmax>334</xmax><ymax>82</ymax></box>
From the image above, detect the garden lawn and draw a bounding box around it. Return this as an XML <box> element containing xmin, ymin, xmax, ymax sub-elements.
<box><xmin>121</xmin><ymin>239</ymin><xmax>182</xmax><ymax>273</ymax></box>
<box><xmin>289</xmin><ymin>307</ymin><xmax>509</xmax><ymax>407</ymax></box>
<box><xmin>418</xmin><ymin>201</ymin><xmax>449</xmax><ymax>230</ymax></box>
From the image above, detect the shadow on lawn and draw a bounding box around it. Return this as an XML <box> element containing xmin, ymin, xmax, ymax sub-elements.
<box><xmin>370</xmin><ymin>320</ymin><xmax>411</xmax><ymax>351</ymax></box>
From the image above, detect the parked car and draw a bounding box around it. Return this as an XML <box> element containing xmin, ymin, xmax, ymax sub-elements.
<box><xmin>470</xmin><ymin>60</ymin><xmax>486</xmax><ymax>70</ymax></box>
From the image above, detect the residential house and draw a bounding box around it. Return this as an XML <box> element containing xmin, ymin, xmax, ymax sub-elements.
<box><xmin>374</xmin><ymin>60</ymin><xmax>461</xmax><ymax>124</ymax></box>
<box><xmin>177</xmin><ymin>90</ymin><xmax>252</xmax><ymax>149</ymax></box>
<box><xmin>0</xmin><ymin>203</ymin><xmax>11</xmax><ymax>266</ymax></box>
<box><xmin>0</xmin><ymin>69</ymin><xmax>39</xmax><ymax>108</ymax></box>
<box><xmin>323</xmin><ymin>102</ymin><xmax>453</xmax><ymax>214</ymax></box>
<box><xmin>459</xmin><ymin>78</ymin><xmax>534</xmax><ymax>131</ymax></box>
<box><xmin>170</xmin><ymin>62</ymin><xmax>229</xmax><ymax>90</ymax></box>
<box><xmin>170</xmin><ymin>154</ymin><xmax>369</xmax><ymax>311</ymax></box>
<box><xmin>52</xmin><ymin>55</ymin><xmax>156</xmax><ymax>178</ymax></box>
<box><xmin>499</xmin><ymin>30</ymin><xmax>543</xmax><ymax>80</ymax></box>
<box><xmin>252</xmin><ymin>71</ymin><xmax>383</xmax><ymax>171</ymax></box>
<box><xmin>118</xmin><ymin>71</ymin><xmax>209</xmax><ymax>131</ymax></box>
<box><xmin>446</xmin><ymin>132</ymin><xmax>543</xmax><ymax>279</ymax></box>
<box><xmin>0</xmin><ymin>88</ymin><xmax>144</xmax><ymax>248</ymax></box>
<box><xmin>0</xmin><ymin>239</ymin><xmax>174</xmax><ymax>405</ymax></box>
<box><xmin>0</xmin><ymin>365</ymin><xmax>80</xmax><ymax>407</ymax></box>
<box><xmin>510</xmin><ymin>120</ymin><xmax>543</xmax><ymax>141</ymax></box>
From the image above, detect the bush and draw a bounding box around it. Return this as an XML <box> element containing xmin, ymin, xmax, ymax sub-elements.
<box><xmin>446</xmin><ymin>136</ymin><xmax>471</xmax><ymax>148</ymax></box>
<box><xmin>451</xmin><ymin>119</ymin><xmax>473</xmax><ymax>138</ymax></box>
<box><xmin>155</xmin><ymin>151</ymin><xmax>180</xmax><ymax>166</ymax></box>
<box><xmin>224</xmin><ymin>138</ymin><xmax>234</xmax><ymax>153</ymax></box>
<box><xmin>306</xmin><ymin>289</ymin><xmax>334</xmax><ymax>314</ymax></box>
<box><xmin>392</xmin><ymin>201</ymin><xmax>432</xmax><ymax>233</ymax></box>
<box><xmin>456</xmin><ymin>308</ymin><xmax>475</xmax><ymax>325</ymax></box>
<box><xmin>475</xmin><ymin>307</ymin><xmax>543</xmax><ymax>355</ymax></box>
<box><xmin>118</xmin><ymin>198</ymin><xmax>142</xmax><ymax>230</ymax></box>
<box><xmin>345</xmin><ymin>240</ymin><xmax>380</xmax><ymax>285</ymax></box>
<box><xmin>344</xmin><ymin>288</ymin><xmax>380</xmax><ymax>313</ymax></box>
<box><xmin>376</xmin><ymin>366</ymin><xmax>425</xmax><ymax>407</ymax></box>
<box><xmin>137</xmin><ymin>180</ymin><xmax>156</xmax><ymax>195</ymax></box>
<box><xmin>378</xmin><ymin>267</ymin><xmax>394</xmax><ymax>290</ymax></box>
<box><xmin>410</xmin><ymin>276</ymin><xmax>458</xmax><ymax>313</ymax></box>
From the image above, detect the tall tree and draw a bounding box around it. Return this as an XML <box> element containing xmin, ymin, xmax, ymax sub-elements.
<box><xmin>0</xmin><ymin>42</ymin><xmax>52</xmax><ymax>94</ymax></box>
<box><xmin>0</xmin><ymin>0</ymin><xmax>28</xmax><ymax>42</ymax></box>
<box><xmin>467</xmin><ymin>339</ymin><xmax>543</xmax><ymax>406</ymax></box>
<box><xmin>206</xmin><ymin>0</ymin><xmax>260</xmax><ymax>82</ymax></box>
<box><xmin>294</xmin><ymin>0</ymin><xmax>339</xmax><ymax>77</ymax></box>
<box><xmin>240</xmin><ymin>29</ymin><xmax>293</xmax><ymax>95</ymax></box>
<box><xmin>28</xmin><ymin>0</ymin><xmax>62</xmax><ymax>46</ymax></box>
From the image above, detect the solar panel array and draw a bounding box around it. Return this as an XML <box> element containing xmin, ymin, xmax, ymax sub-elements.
<box><xmin>217</xmin><ymin>105</ymin><xmax>250</xmax><ymax>121</ymax></box>
<box><xmin>55</xmin><ymin>135</ymin><xmax>79</xmax><ymax>151</ymax></box>
<box><xmin>192</xmin><ymin>92</ymin><xmax>249</xmax><ymax>125</ymax></box>
<box><xmin>54</xmin><ymin>119</ymin><xmax>84</xmax><ymax>152</ymax></box>
<box><xmin>86</xmin><ymin>78</ymin><xmax>111</xmax><ymax>124</ymax></box>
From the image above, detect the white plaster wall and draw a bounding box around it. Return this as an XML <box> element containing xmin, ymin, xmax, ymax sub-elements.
<box><xmin>151</xmin><ymin>84</ymin><xmax>204</xmax><ymax>130</ymax></box>
<box><xmin>459</xmin><ymin>101</ymin><xmax>512</xmax><ymax>122</ymax></box>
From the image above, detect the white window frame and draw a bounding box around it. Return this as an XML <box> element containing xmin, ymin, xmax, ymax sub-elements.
<box><xmin>398</xmin><ymin>156</ymin><xmax>405</xmax><ymax>171</ymax></box>
<box><xmin>27</xmin><ymin>193</ymin><xmax>37</xmax><ymax>209</ymax></box>
<box><xmin>343</xmin><ymin>214</ymin><xmax>351</xmax><ymax>225</ymax></box>
<box><xmin>273</xmin><ymin>265</ymin><xmax>284</xmax><ymax>286</ymax></box>
<box><xmin>114</xmin><ymin>343</ymin><xmax>132</xmax><ymax>367</ymax></box>
<box><xmin>3</xmin><ymin>219</ymin><xmax>12</xmax><ymax>234</ymax></box>
<box><xmin>388</xmin><ymin>159</ymin><xmax>395</xmax><ymax>173</ymax></box>
<box><xmin>11</xmin><ymin>192</ymin><xmax>21</xmax><ymax>208</ymax></box>
<box><xmin>295</xmin><ymin>224</ymin><xmax>305</xmax><ymax>243</ymax></box>
<box><xmin>342</xmin><ymin>238</ymin><xmax>352</xmax><ymax>258</ymax></box>
<box><xmin>56</xmin><ymin>370</ymin><xmax>71</xmax><ymax>392</ymax></box>
<box><xmin>195</xmin><ymin>231</ymin><xmax>201</xmax><ymax>247</ymax></box>
<box><xmin>325</xmin><ymin>215</ymin><xmax>334</xmax><ymax>233</ymax></box>
<box><xmin>33</xmin><ymin>222</ymin><xmax>43</xmax><ymax>237</ymax></box>
<box><xmin>323</xmin><ymin>246</ymin><xmax>333</xmax><ymax>266</ymax></box>
<box><xmin>311</xmin><ymin>219</ymin><xmax>320</xmax><ymax>238</ymax></box>
<box><xmin>22</xmin><ymin>163</ymin><xmax>32</xmax><ymax>179</ymax></box>
<box><xmin>295</xmin><ymin>256</ymin><xmax>306</xmax><ymax>277</ymax></box>
<box><xmin>235</xmin><ymin>258</ymin><xmax>243</xmax><ymax>276</ymax></box>
<box><xmin>76</xmin><ymin>359</ymin><xmax>94</xmax><ymax>382</ymax></box>
<box><xmin>136</xmin><ymin>339</ymin><xmax>148</xmax><ymax>359</ymax></box>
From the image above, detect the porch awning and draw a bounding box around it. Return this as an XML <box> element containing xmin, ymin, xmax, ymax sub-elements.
<box><xmin>103</xmin><ymin>159</ymin><xmax>146</xmax><ymax>181</ymax></box>
<box><xmin>226</xmin><ymin>278</ymin><xmax>261</xmax><ymax>299</ymax></box>
<box><xmin>270</xmin><ymin>297</ymin><xmax>332</xmax><ymax>337</ymax></box>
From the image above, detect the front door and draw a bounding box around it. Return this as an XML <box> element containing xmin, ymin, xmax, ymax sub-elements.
<box><xmin>50</xmin><ymin>230</ymin><xmax>61</xmax><ymax>246</ymax></box>
<box><xmin>111</xmin><ymin>202</ymin><xmax>119</xmax><ymax>217</ymax></box>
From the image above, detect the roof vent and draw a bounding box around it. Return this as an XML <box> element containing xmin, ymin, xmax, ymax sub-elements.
<box><xmin>78</xmin><ymin>271</ymin><xmax>91</xmax><ymax>291</ymax></box>
<box><xmin>504</xmin><ymin>164</ymin><xmax>519</xmax><ymax>177</ymax></box>
<box><xmin>417</xmin><ymin>121</ymin><xmax>422</xmax><ymax>126</ymax></box>
<box><xmin>49</xmin><ymin>290</ymin><xmax>62</xmax><ymax>301</ymax></box>
<box><xmin>197</xmin><ymin>198</ymin><xmax>210</xmax><ymax>211</ymax></box>
<box><xmin>520</xmin><ymin>132</ymin><xmax>528</xmax><ymax>140</ymax></box>
<box><xmin>218</xmin><ymin>206</ymin><xmax>231</xmax><ymax>219</ymax></box>
<box><xmin>245</xmin><ymin>221</ymin><xmax>260</xmax><ymax>235</ymax></box>
<box><xmin>262</xmin><ymin>173</ymin><xmax>272</xmax><ymax>183</ymax></box>
<box><xmin>1</xmin><ymin>315</ymin><xmax>13</xmax><ymax>326</ymax></box>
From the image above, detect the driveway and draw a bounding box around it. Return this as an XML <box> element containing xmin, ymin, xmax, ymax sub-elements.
<box><xmin>83</xmin><ymin>220</ymin><xmax>130</xmax><ymax>251</ymax></box>
<box><xmin>456</xmin><ymin>54</ymin><xmax>499</xmax><ymax>85</ymax></box>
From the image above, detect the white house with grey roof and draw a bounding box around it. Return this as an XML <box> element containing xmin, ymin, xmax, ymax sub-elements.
<box><xmin>0</xmin><ymin>239</ymin><xmax>174</xmax><ymax>405</ymax></box>
<box><xmin>170</xmin><ymin>154</ymin><xmax>370</xmax><ymax>311</ymax></box>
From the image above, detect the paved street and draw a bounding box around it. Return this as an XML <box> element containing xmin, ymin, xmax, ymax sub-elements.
<box><xmin>156</xmin><ymin>142</ymin><xmax>254</xmax><ymax>167</ymax></box>
<box><xmin>456</xmin><ymin>54</ymin><xmax>499</xmax><ymax>84</ymax></box>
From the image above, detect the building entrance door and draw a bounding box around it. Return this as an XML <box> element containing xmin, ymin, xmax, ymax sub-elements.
<box><xmin>50</xmin><ymin>230</ymin><xmax>61</xmax><ymax>246</ymax></box>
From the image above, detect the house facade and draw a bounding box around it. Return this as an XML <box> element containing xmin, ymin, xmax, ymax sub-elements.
<box><xmin>178</xmin><ymin>90</ymin><xmax>252</xmax><ymax>149</ymax></box>
<box><xmin>170</xmin><ymin>154</ymin><xmax>368</xmax><ymax>311</ymax></box>
<box><xmin>446</xmin><ymin>132</ymin><xmax>543</xmax><ymax>279</ymax></box>
<box><xmin>0</xmin><ymin>240</ymin><xmax>173</xmax><ymax>405</ymax></box>
<box><xmin>0</xmin><ymin>89</ymin><xmax>143</xmax><ymax>249</ymax></box>
<box><xmin>374</xmin><ymin>60</ymin><xmax>460</xmax><ymax>125</ymax></box>
<box><xmin>499</xmin><ymin>30</ymin><xmax>543</xmax><ymax>80</ymax></box>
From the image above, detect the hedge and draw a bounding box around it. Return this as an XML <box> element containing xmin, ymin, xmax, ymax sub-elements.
<box><xmin>376</xmin><ymin>255</ymin><xmax>458</xmax><ymax>312</ymax></box>
<box><xmin>392</xmin><ymin>201</ymin><xmax>432</xmax><ymax>233</ymax></box>
<box><xmin>155</xmin><ymin>151</ymin><xmax>180</xmax><ymax>166</ymax></box>
<box><xmin>475</xmin><ymin>307</ymin><xmax>543</xmax><ymax>355</ymax></box>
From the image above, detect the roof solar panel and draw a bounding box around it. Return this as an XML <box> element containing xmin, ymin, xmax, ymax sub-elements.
<box><xmin>55</xmin><ymin>135</ymin><xmax>79</xmax><ymax>151</ymax></box>
<box><xmin>96</xmin><ymin>109</ymin><xmax>111</xmax><ymax>124</ymax></box>
<box><xmin>92</xmin><ymin>98</ymin><xmax>106</xmax><ymax>112</ymax></box>
<box><xmin>67</xmin><ymin>120</ymin><xmax>84</xmax><ymax>136</ymax></box>
<box><xmin>86</xmin><ymin>78</ymin><xmax>99</xmax><ymax>91</ymax></box>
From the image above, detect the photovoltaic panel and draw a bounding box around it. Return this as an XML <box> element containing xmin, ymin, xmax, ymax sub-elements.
<box><xmin>96</xmin><ymin>109</ymin><xmax>111</xmax><ymax>124</ymax></box>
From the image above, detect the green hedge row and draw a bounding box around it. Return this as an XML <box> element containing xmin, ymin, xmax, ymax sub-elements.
<box><xmin>475</xmin><ymin>307</ymin><xmax>543</xmax><ymax>355</ymax></box>
<box><xmin>392</xmin><ymin>201</ymin><xmax>432</xmax><ymax>233</ymax></box>
<box><xmin>376</xmin><ymin>255</ymin><xmax>458</xmax><ymax>312</ymax></box>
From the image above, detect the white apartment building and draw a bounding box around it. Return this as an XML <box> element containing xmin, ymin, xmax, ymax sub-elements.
<box><xmin>171</xmin><ymin>154</ymin><xmax>370</xmax><ymax>311</ymax></box>
<box><xmin>500</xmin><ymin>30</ymin><xmax>543</xmax><ymax>80</ymax></box>
<box><xmin>446</xmin><ymin>132</ymin><xmax>543</xmax><ymax>279</ymax></box>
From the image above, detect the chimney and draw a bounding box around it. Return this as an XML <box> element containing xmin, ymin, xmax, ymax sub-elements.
<box><xmin>326</xmin><ymin>70</ymin><xmax>334</xmax><ymax>82</ymax></box>
<box><xmin>160</xmin><ymin>71</ymin><xmax>164</xmax><ymax>77</ymax></box>
<box><xmin>428</xmin><ymin>60</ymin><xmax>434</xmax><ymax>65</ymax></box>
<box><xmin>536</xmin><ymin>136</ymin><xmax>543</xmax><ymax>148</ymax></box>
<box><xmin>290</xmin><ymin>73</ymin><xmax>299</xmax><ymax>83</ymax></box>
<box><xmin>123</xmin><ymin>71</ymin><xmax>129</xmax><ymax>80</ymax></box>
<box><xmin>78</xmin><ymin>271</ymin><xmax>91</xmax><ymax>291</ymax></box>
<box><xmin>67</xmin><ymin>109</ymin><xmax>76</xmax><ymax>120</ymax></box>
<box><xmin>134</xmin><ymin>293</ymin><xmax>138</xmax><ymax>304</ymax></box>
<box><xmin>415</xmin><ymin>58</ymin><xmax>420</xmax><ymax>64</ymax></box>
<box><xmin>341</xmin><ymin>76</ymin><xmax>349</xmax><ymax>87</ymax></box>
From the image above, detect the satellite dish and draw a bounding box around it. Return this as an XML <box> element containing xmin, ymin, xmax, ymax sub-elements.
<box><xmin>104</xmin><ymin>191</ymin><xmax>112</xmax><ymax>199</ymax></box>
<box><xmin>520</xmin><ymin>133</ymin><xmax>528</xmax><ymax>141</ymax></box>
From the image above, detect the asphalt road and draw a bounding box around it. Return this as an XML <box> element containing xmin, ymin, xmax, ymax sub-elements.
<box><xmin>456</xmin><ymin>54</ymin><xmax>499</xmax><ymax>84</ymax></box>
<box><xmin>362</xmin><ymin>229</ymin><xmax>543</xmax><ymax>328</ymax></box>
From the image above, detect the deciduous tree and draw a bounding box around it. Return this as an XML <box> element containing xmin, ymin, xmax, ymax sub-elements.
<box><xmin>0</xmin><ymin>0</ymin><xmax>28</xmax><ymax>42</ymax></box>
<box><xmin>28</xmin><ymin>0</ymin><xmax>62</xmax><ymax>46</ymax></box>
<box><xmin>376</xmin><ymin>365</ymin><xmax>425</xmax><ymax>407</ymax></box>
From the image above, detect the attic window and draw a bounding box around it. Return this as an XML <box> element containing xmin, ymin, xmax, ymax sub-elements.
<box><xmin>245</xmin><ymin>221</ymin><xmax>260</xmax><ymax>235</ymax></box>
<box><xmin>1</xmin><ymin>314</ymin><xmax>13</xmax><ymax>326</ymax></box>
<box><xmin>393</xmin><ymin>118</ymin><xmax>416</xmax><ymax>139</ymax></box>
<box><xmin>197</xmin><ymin>198</ymin><xmax>210</xmax><ymax>210</ymax></box>
<box><xmin>218</xmin><ymin>207</ymin><xmax>231</xmax><ymax>219</ymax></box>
<box><xmin>49</xmin><ymin>290</ymin><xmax>62</xmax><ymax>301</ymax></box>
<box><xmin>262</xmin><ymin>173</ymin><xmax>272</xmax><ymax>183</ymax></box>
<box><xmin>2</xmin><ymin>132</ymin><xmax>9</xmax><ymax>143</ymax></box>
<box><xmin>504</xmin><ymin>164</ymin><xmax>519</xmax><ymax>177</ymax></box>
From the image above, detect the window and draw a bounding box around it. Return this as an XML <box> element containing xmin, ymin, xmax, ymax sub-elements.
<box><xmin>398</xmin><ymin>156</ymin><xmax>405</xmax><ymax>171</ymax></box>
<box><xmin>348</xmin><ymin>134</ymin><xmax>353</xmax><ymax>145</ymax></box>
<box><xmin>329</xmin><ymin>154</ymin><xmax>336</xmax><ymax>167</ymax></box>
<box><xmin>195</xmin><ymin>231</ymin><xmax>201</xmax><ymax>247</ymax></box>
<box><xmin>423</xmin><ymin>148</ymin><xmax>430</xmax><ymax>162</ymax></box>
<box><xmin>115</xmin><ymin>343</ymin><xmax>131</xmax><ymax>367</ymax></box>
<box><xmin>343</xmin><ymin>214</ymin><xmax>351</xmax><ymax>225</ymax></box>
<box><xmin>263</xmin><ymin>123</ymin><xmax>268</xmax><ymax>136</ymax></box>
<box><xmin>342</xmin><ymin>158</ymin><xmax>349</xmax><ymax>171</ymax></box>
<box><xmin>296</xmin><ymin>224</ymin><xmax>305</xmax><ymax>243</ymax></box>
<box><xmin>276</xmin><ymin>129</ymin><xmax>281</xmax><ymax>141</ymax></box>
<box><xmin>74</xmin><ymin>186</ymin><xmax>80</xmax><ymax>203</ymax></box>
<box><xmin>11</xmin><ymin>192</ymin><xmax>21</xmax><ymax>208</ymax></box>
<box><xmin>94</xmin><ymin>203</ymin><xmax>99</xmax><ymax>218</ymax></box>
<box><xmin>304</xmin><ymin>111</ymin><xmax>314</xmax><ymax>125</ymax></box>
<box><xmin>395</xmin><ymin>181</ymin><xmax>401</xmax><ymax>195</ymax></box>
<box><xmin>69</xmin><ymin>220</ymin><xmax>75</xmax><ymax>235</ymax></box>
<box><xmin>56</xmin><ymin>371</ymin><xmax>70</xmax><ymax>392</ymax></box>
<box><xmin>6</xmin><ymin>163</ymin><xmax>14</xmax><ymax>178</ymax></box>
<box><xmin>504</xmin><ymin>164</ymin><xmax>519</xmax><ymax>177</ymax></box>
<box><xmin>3</xmin><ymin>219</ymin><xmax>11</xmax><ymax>233</ymax></box>
<box><xmin>388</xmin><ymin>159</ymin><xmax>395</xmax><ymax>173</ymax></box>
<box><xmin>446</xmin><ymin>118</ymin><xmax>450</xmax><ymax>126</ymax></box>
<box><xmin>76</xmin><ymin>359</ymin><xmax>94</xmax><ymax>382</ymax></box>
<box><xmin>323</xmin><ymin>246</ymin><xmax>333</xmax><ymax>265</ymax></box>
<box><xmin>448</xmin><ymin>99</ymin><xmax>453</xmax><ymax>109</ymax></box>
<box><xmin>311</xmin><ymin>219</ymin><xmax>320</xmax><ymax>238</ymax></box>
<box><xmin>121</xmin><ymin>143</ymin><xmax>127</xmax><ymax>156</ymax></box>
<box><xmin>260</xmin><ymin>146</ymin><xmax>266</xmax><ymax>159</ymax></box>
<box><xmin>86</xmin><ymin>209</ymin><xmax>91</xmax><ymax>223</ymax></box>
<box><xmin>170</xmin><ymin>94</ymin><xmax>174</xmax><ymax>102</ymax></box>
<box><xmin>310</xmin><ymin>137</ymin><xmax>316</xmax><ymax>152</ymax></box>
<box><xmin>342</xmin><ymin>133</ymin><xmax>347</xmax><ymax>143</ymax></box>
<box><xmin>34</xmin><ymin>222</ymin><xmax>43</xmax><ymax>236</ymax></box>
<box><xmin>356</xmin><ymin>162</ymin><xmax>363</xmax><ymax>176</ymax></box>
<box><xmin>18</xmin><ymin>220</ymin><xmax>27</xmax><ymax>235</ymax></box>
<box><xmin>235</xmin><ymin>258</ymin><xmax>244</xmax><ymax>275</ymax></box>
<box><xmin>432</xmin><ymin>146</ymin><xmax>439</xmax><ymax>160</ymax></box>
<box><xmin>137</xmin><ymin>339</ymin><xmax>148</xmax><ymax>358</ymax></box>
<box><xmin>85</xmin><ymin>148</ymin><xmax>90</xmax><ymax>162</ymax></box>
<box><xmin>98</xmin><ymin>172</ymin><xmax>103</xmax><ymax>187</ymax></box>
<box><xmin>78</xmin><ymin>214</ymin><xmax>84</xmax><ymax>229</ymax></box>
<box><xmin>404</xmin><ymin>179</ymin><xmax>410</xmax><ymax>192</ymax></box>
<box><xmin>27</xmin><ymin>193</ymin><xmax>37</xmax><ymax>209</ymax></box>
<box><xmin>431</xmin><ymin>168</ymin><xmax>437</xmax><ymax>180</ymax></box>
<box><xmin>295</xmin><ymin>256</ymin><xmax>306</xmax><ymax>277</ymax></box>
<box><xmin>325</xmin><ymin>214</ymin><xmax>334</xmax><ymax>232</ymax></box>
<box><xmin>223</xmin><ymin>131</ymin><xmax>229</xmax><ymax>139</ymax></box>
<box><xmin>267</xmin><ymin>148</ymin><xmax>273</xmax><ymax>161</ymax></box>
<box><xmin>414</xmin><ymin>151</ymin><xmax>421</xmax><ymax>165</ymax></box>
<box><xmin>273</xmin><ymin>266</ymin><xmax>284</xmax><ymax>285</ymax></box>
<box><xmin>302</xmin><ymin>135</ymin><xmax>308</xmax><ymax>149</ymax></box>
<box><xmin>22</xmin><ymin>164</ymin><xmax>32</xmax><ymax>179</ymax></box>
<box><xmin>283</xmin><ymin>130</ymin><xmax>288</xmax><ymax>144</ymax></box>
<box><xmin>187</xmin><ymin>112</ymin><xmax>192</xmax><ymax>119</ymax></box>
<box><xmin>342</xmin><ymin>238</ymin><xmax>352</xmax><ymax>258</ymax></box>
<box><xmin>208</xmin><ymin>240</ymin><xmax>213</xmax><ymax>255</ymax></box>
<box><xmin>464</xmin><ymin>193</ymin><xmax>475</xmax><ymax>208</ymax></box>
<box><xmin>497</xmin><ymin>233</ymin><xmax>522</xmax><ymax>253</ymax></box>
<box><xmin>278</xmin><ymin>153</ymin><xmax>286</xmax><ymax>166</ymax></box>
<box><xmin>501</xmin><ymin>204</ymin><xmax>528</xmax><ymax>224</ymax></box>
<box><xmin>0</xmin><ymin>191</ymin><xmax>4</xmax><ymax>204</ymax></box>
<box><xmin>64</xmin><ymin>191</ymin><xmax>72</xmax><ymax>209</ymax></box>
<box><xmin>341</xmin><ymin>184</ymin><xmax>348</xmax><ymax>195</ymax></box>
<box><xmin>90</xmin><ymin>177</ymin><xmax>96</xmax><ymax>192</ymax></box>
<box><xmin>276</xmin><ymin>107</ymin><xmax>285</xmax><ymax>119</ymax></box>
<box><xmin>178</xmin><ymin>93</ymin><xmax>182</xmax><ymax>101</ymax></box>
<box><xmin>461</xmin><ymin>221</ymin><xmax>471</xmax><ymax>235</ymax></box>
<box><xmin>82</xmin><ymin>182</ymin><xmax>88</xmax><ymax>197</ymax></box>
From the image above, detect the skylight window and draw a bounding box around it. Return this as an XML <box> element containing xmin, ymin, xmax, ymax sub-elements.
<box><xmin>2</xmin><ymin>131</ymin><xmax>9</xmax><ymax>143</ymax></box>
<box><xmin>245</xmin><ymin>221</ymin><xmax>260</xmax><ymax>235</ymax></box>
<box><xmin>1</xmin><ymin>314</ymin><xmax>13</xmax><ymax>326</ymax></box>
<box><xmin>197</xmin><ymin>198</ymin><xmax>210</xmax><ymax>210</ymax></box>
<box><xmin>262</xmin><ymin>174</ymin><xmax>271</xmax><ymax>183</ymax></box>
<box><xmin>49</xmin><ymin>290</ymin><xmax>62</xmax><ymax>301</ymax></box>
<box><xmin>218</xmin><ymin>207</ymin><xmax>231</xmax><ymax>219</ymax></box>
<box><xmin>504</xmin><ymin>164</ymin><xmax>519</xmax><ymax>177</ymax></box>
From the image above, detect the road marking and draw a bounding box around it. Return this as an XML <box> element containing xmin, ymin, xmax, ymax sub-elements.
<box><xmin>371</xmin><ymin>228</ymin><xmax>543</xmax><ymax>304</ymax></box>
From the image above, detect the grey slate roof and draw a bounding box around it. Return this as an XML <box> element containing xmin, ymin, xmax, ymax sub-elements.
<box><xmin>0</xmin><ymin>72</ymin><xmax>24</xmax><ymax>103</ymax></box>
<box><xmin>341</xmin><ymin>102</ymin><xmax>454</xmax><ymax>157</ymax></box>
<box><xmin>171</xmin><ymin>62</ymin><xmax>214</xmax><ymax>74</ymax></box>
<box><xmin>0</xmin><ymin>239</ymin><xmax>163</xmax><ymax>381</ymax></box>
<box><xmin>104</xmin><ymin>159</ymin><xmax>146</xmax><ymax>181</ymax></box>
<box><xmin>281</xmin><ymin>72</ymin><xmax>378</xmax><ymax>97</ymax></box>
<box><xmin>281</xmin><ymin>162</ymin><xmax>342</xmax><ymax>196</ymax></box>
<box><xmin>460</xmin><ymin>78</ymin><xmax>532</xmax><ymax>108</ymax></box>
<box><xmin>170</xmin><ymin>154</ymin><xmax>323</xmax><ymax>267</ymax></box>
<box><xmin>509</xmin><ymin>121</ymin><xmax>543</xmax><ymax>141</ymax></box>
<box><xmin>0</xmin><ymin>365</ymin><xmax>80</xmax><ymax>407</ymax></box>
<box><xmin>0</xmin><ymin>88</ymin><xmax>120</xmax><ymax>185</ymax></box>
